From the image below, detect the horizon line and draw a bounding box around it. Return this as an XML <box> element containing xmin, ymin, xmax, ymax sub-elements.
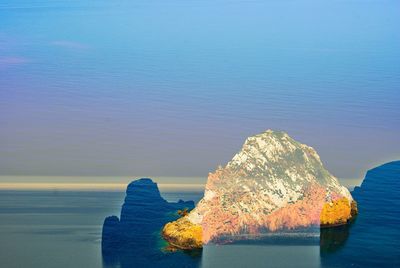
<box><xmin>0</xmin><ymin>178</ymin><xmax>363</xmax><ymax>191</ymax></box>
<box><xmin>0</xmin><ymin>182</ymin><xmax>206</xmax><ymax>191</ymax></box>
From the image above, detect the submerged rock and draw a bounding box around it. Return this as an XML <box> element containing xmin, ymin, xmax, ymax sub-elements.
<box><xmin>162</xmin><ymin>130</ymin><xmax>357</xmax><ymax>249</ymax></box>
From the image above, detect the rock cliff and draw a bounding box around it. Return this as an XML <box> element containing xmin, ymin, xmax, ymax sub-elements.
<box><xmin>321</xmin><ymin>161</ymin><xmax>400</xmax><ymax>267</ymax></box>
<box><xmin>102</xmin><ymin>178</ymin><xmax>194</xmax><ymax>254</ymax></box>
<box><xmin>163</xmin><ymin>130</ymin><xmax>357</xmax><ymax>249</ymax></box>
<box><xmin>352</xmin><ymin>161</ymin><xmax>399</xmax><ymax>223</ymax></box>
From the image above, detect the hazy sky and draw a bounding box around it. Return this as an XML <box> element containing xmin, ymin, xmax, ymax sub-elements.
<box><xmin>1</xmin><ymin>0</ymin><xmax>399</xmax><ymax>181</ymax></box>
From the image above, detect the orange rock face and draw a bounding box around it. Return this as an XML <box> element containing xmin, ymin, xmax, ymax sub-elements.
<box><xmin>162</xmin><ymin>218</ymin><xmax>203</xmax><ymax>249</ymax></box>
<box><xmin>320</xmin><ymin>197</ymin><xmax>357</xmax><ymax>226</ymax></box>
<box><xmin>264</xmin><ymin>185</ymin><xmax>326</xmax><ymax>231</ymax></box>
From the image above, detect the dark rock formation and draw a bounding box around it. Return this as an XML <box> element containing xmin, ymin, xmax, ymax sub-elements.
<box><xmin>102</xmin><ymin>216</ymin><xmax>121</xmax><ymax>252</ymax></box>
<box><xmin>101</xmin><ymin>178</ymin><xmax>197</xmax><ymax>267</ymax></box>
<box><xmin>320</xmin><ymin>161</ymin><xmax>400</xmax><ymax>267</ymax></box>
<box><xmin>352</xmin><ymin>161</ymin><xmax>400</xmax><ymax>221</ymax></box>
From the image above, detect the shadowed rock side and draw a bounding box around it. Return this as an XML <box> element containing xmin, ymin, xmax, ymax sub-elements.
<box><xmin>163</xmin><ymin>130</ymin><xmax>357</xmax><ymax>249</ymax></box>
<box><xmin>321</xmin><ymin>161</ymin><xmax>400</xmax><ymax>267</ymax></box>
<box><xmin>101</xmin><ymin>178</ymin><xmax>199</xmax><ymax>267</ymax></box>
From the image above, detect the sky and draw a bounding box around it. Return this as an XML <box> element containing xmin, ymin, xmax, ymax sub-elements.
<box><xmin>0</xmin><ymin>0</ymin><xmax>399</xmax><ymax>182</ymax></box>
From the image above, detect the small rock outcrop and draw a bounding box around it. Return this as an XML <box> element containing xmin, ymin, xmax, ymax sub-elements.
<box><xmin>162</xmin><ymin>130</ymin><xmax>357</xmax><ymax>249</ymax></box>
<box><xmin>102</xmin><ymin>178</ymin><xmax>194</xmax><ymax>254</ymax></box>
<box><xmin>320</xmin><ymin>197</ymin><xmax>355</xmax><ymax>227</ymax></box>
<box><xmin>163</xmin><ymin>218</ymin><xmax>203</xmax><ymax>250</ymax></box>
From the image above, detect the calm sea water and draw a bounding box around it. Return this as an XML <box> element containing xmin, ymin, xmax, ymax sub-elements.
<box><xmin>0</xmin><ymin>190</ymin><xmax>322</xmax><ymax>268</ymax></box>
<box><xmin>0</xmin><ymin>178</ymin><xmax>398</xmax><ymax>268</ymax></box>
<box><xmin>1</xmin><ymin>0</ymin><xmax>399</xmax><ymax>266</ymax></box>
<box><xmin>1</xmin><ymin>0</ymin><xmax>400</xmax><ymax>179</ymax></box>
<box><xmin>0</xmin><ymin>190</ymin><xmax>202</xmax><ymax>268</ymax></box>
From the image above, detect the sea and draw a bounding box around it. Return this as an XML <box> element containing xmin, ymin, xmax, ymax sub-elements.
<box><xmin>0</xmin><ymin>189</ymin><xmax>322</xmax><ymax>268</ymax></box>
<box><xmin>0</xmin><ymin>172</ymin><xmax>398</xmax><ymax>268</ymax></box>
<box><xmin>1</xmin><ymin>0</ymin><xmax>399</xmax><ymax>266</ymax></box>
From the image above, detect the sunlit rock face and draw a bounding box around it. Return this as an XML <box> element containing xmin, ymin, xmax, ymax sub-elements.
<box><xmin>320</xmin><ymin>197</ymin><xmax>357</xmax><ymax>226</ymax></box>
<box><xmin>163</xmin><ymin>218</ymin><xmax>203</xmax><ymax>249</ymax></box>
<box><xmin>162</xmin><ymin>130</ymin><xmax>356</xmax><ymax>248</ymax></box>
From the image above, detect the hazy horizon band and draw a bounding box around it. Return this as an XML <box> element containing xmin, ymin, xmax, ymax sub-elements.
<box><xmin>0</xmin><ymin>176</ymin><xmax>363</xmax><ymax>191</ymax></box>
<box><xmin>0</xmin><ymin>182</ymin><xmax>205</xmax><ymax>191</ymax></box>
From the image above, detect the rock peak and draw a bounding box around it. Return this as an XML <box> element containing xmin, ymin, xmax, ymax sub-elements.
<box><xmin>124</xmin><ymin>177</ymin><xmax>165</xmax><ymax>205</ymax></box>
<box><xmin>163</xmin><ymin>130</ymin><xmax>356</xmax><ymax>247</ymax></box>
<box><xmin>244</xmin><ymin>129</ymin><xmax>289</xmax><ymax>143</ymax></box>
<box><xmin>260</xmin><ymin>129</ymin><xmax>288</xmax><ymax>136</ymax></box>
<box><xmin>227</xmin><ymin>130</ymin><xmax>326</xmax><ymax>183</ymax></box>
<box><xmin>128</xmin><ymin>177</ymin><xmax>155</xmax><ymax>185</ymax></box>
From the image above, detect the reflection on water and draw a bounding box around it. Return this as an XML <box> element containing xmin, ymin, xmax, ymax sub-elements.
<box><xmin>202</xmin><ymin>244</ymin><xmax>320</xmax><ymax>268</ymax></box>
<box><xmin>320</xmin><ymin>224</ymin><xmax>350</xmax><ymax>254</ymax></box>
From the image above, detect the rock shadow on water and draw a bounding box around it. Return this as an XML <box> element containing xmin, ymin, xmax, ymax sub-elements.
<box><xmin>101</xmin><ymin>178</ymin><xmax>202</xmax><ymax>268</ymax></box>
<box><xmin>320</xmin><ymin>161</ymin><xmax>400</xmax><ymax>268</ymax></box>
<box><xmin>320</xmin><ymin>224</ymin><xmax>351</xmax><ymax>254</ymax></box>
<box><xmin>215</xmin><ymin>227</ymin><xmax>321</xmax><ymax>246</ymax></box>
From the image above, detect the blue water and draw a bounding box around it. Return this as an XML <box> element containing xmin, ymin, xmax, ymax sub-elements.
<box><xmin>1</xmin><ymin>0</ymin><xmax>400</xmax><ymax>179</ymax></box>
<box><xmin>0</xmin><ymin>189</ymin><xmax>321</xmax><ymax>268</ymax></box>
<box><xmin>1</xmin><ymin>0</ymin><xmax>399</xmax><ymax>265</ymax></box>
<box><xmin>321</xmin><ymin>161</ymin><xmax>400</xmax><ymax>267</ymax></box>
<box><xmin>1</xmin><ymin>161</ymin><xmax>399</xmax><ymax>268</ymax></box>
<box><xmin>0</xmin><ymin>190</ymin><xmax>203</xmax><ymax>268</ymax></box>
